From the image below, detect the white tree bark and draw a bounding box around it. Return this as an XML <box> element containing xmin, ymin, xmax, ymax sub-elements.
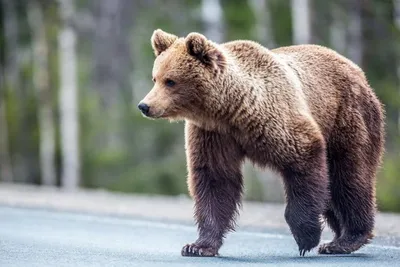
<box><xmin>291</xmin><ymin>0</ymin><xmax>311</xmax><ymax>44</ymax></box>
<box><xmin>201</xmin><ymin>0</ymin><xmax>224</xmax><ymax>43</ymax></box>
<box><xmin>59</xmin><ymin>0</ymin><xmax>80</xmax><ymax>190</ymax></box>
<box><xmin>394</xmin><ymin>0</ymin><xmax>400</xmax><ymax>133</ymax></box>
<box><xmin>329</xmin><ymin>1</ymin><xmax>346</xmax><ymax>55</ymax></box>
<box><xmin>249</xmin><ymin>0</ymin><xmax>275</xmax><ymax>48</ymax></box>
<box><xmin>91</xmin><ymin>0</ymin><xmax>134</xmax><ymax>150</ymax></box>
<box><xmin>347</xmin><ymin>0</ymin><xmax>363</xmax><ymax>66</ymax></box>
<box><xmin>27</xmin><ymin>1</ymin><xmax>57</xmax><ymax>186</ymax></box>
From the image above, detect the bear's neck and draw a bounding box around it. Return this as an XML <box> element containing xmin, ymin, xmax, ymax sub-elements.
<box><xmin>188</xmin><ymin>70</ymin><xmax>264</xmax><ymax>134</ymax></box>
<box><xmin>221</xmin><ymin>71</ymin><xmax>264</xmax><ymax>128</ymax></box>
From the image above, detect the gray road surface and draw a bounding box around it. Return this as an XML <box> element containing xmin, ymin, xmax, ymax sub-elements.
<box><xmin>1</xmin><ymin>206</ymin><xmax>400</xmax><ymax>267</ymax></box>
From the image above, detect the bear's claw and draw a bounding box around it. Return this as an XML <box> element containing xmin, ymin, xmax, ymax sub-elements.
<box><xmin>318</xmin><ymin>242</ymin><xmax>351</xmax><ymax>254</ymax></box>
<box><xmin>294</xmin><ymin>233</ymin><xmax>319</xmax><ymax>257</ymax></box>
<box><xmin>181</xmin><ymin>244</ymin><xmax>218</xmax><ymax>257</ymax></box>
<box><xmin>318</xmin><ymin>234</ymin><xmax>371</xmax><ymax>255</ymax></box>
<box><xmin>299</xmin><ymin>248</ymin><xmax>310</xmax><ymax>257</ymax></box>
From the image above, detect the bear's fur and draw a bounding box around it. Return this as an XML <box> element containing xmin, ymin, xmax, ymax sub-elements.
<box><xmin>138</xmin><ymin>29</ymin><xmax>385</xmax><ymax>257</ymax></box>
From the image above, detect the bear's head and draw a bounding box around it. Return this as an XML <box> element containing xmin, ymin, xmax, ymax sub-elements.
<box><xmin>138</xmin><ymin>29</ymin><xmax>227</xmax><ymax>124</ymax></box>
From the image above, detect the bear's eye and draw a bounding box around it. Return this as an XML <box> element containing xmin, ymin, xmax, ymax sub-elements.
<box><xmin>165</xmin><ymin>79</ymin><xmax>176</xmax><ymax>87</ymax></box>
<box><xmin>152</xmin><ymin>77</ymin><xmax>156</xmax><ymax>83</ymax></box>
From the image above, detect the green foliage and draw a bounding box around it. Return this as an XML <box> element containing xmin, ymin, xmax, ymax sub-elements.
<box><xmin>221</xmin><ymin>0</ymin><xmax>256</xmax><ymax>40</ymax></box>
<box><xmin>1</xmin><ymin>0</ymin><xmax>400</xmax><ymax>212</ymax></box>
<box><xmin>377</xmin><ymin>154</ymin><xmax>400</xmax><ymax>212</ymax></box>
<box><xmin>107</xmin><ymin>156</ymin><xmax>188</xmax><ymax>195</ymax></box>
<box><xmin>270</xmin><ymin>0</ymin><xmax>293</xmax><ymax>46</ymax></box>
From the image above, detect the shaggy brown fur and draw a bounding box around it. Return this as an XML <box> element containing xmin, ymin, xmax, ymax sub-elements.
<box><xmin>138</xmin><ymin>29</ymin><xmax>385</xmax><ymax>257</ymax></box>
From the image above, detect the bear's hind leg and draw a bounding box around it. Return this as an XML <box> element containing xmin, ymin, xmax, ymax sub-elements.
<box><xmin>318</xmin><ymin>87</ymin><xmax>385</xmax><ymax>254</ymax></box>
<box><xmin>324</xmin><ymin>208</ymin><xmax>342</xmax><ymax>240</ymax></box>
<box><xmin>319</xmin><ymin>147</ymin><xmax>377</xmax><ymax>254</ymax></box>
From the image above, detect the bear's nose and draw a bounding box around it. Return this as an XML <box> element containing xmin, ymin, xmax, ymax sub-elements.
<box><xmin>138</xmin><ymin>102</ymin><xmax>150</xmax><ymax>115</ymax></box>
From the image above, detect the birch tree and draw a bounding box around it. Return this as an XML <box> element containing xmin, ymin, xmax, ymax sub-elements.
<box><xmin>2</xmin><ymin>0</ymin><xmax>20</xmax><ymax>91</ymax></box>
<box><xmin>201</xmin><ymin>0</ymin><xmax>224</xmax><ymax>43</ymax></box>
<box><xmin>347</xmin><ymin>0</ymin><xmax>363</xmax><ymax>66</ymax></box>
<box><xmin>291</xmin><ymin>0</ymin><xmax>312</xmax><ymax>44</ymax></box>
<box><xmin>27</xmin><ymin>0</ymin><xmax>56</xmax><ymax>186</ymax></box>
<box><xmin>329</xmin><ymin>1</ymin><xmax>347</xmax><ymax>55</ymax></box>
<box><xmin>394</xmin><ymin>0</ymin><xmax>400</xmax><ymax>133</ymax></box>
<box><xmin>59</xmin><ymin>0</ymin><xmax>80</xmax><ymax>190</ymax></box>
<box><xmin>249</xmin><ymin>0</ymin><xmax>275</xmax><ymax>48</ymax></box>
<box><xmin>91</xmin><ymin>0</ymin><xmax>134</xmax><ymax>150</ymax></box>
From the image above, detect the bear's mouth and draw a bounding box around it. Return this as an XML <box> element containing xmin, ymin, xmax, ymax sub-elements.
<box><xmin>143</xmin><ymin>109</ymin><xmax>168</xmax><ymax>119</ymax></box>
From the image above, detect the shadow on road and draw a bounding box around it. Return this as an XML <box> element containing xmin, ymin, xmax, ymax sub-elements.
<box><xmin>218</xmin><ymin>253</ymin><xmax>374</xmax><ymax>264</ymax></box>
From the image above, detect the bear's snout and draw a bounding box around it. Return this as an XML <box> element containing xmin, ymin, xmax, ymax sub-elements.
<box><xmin>138</xmin><ymin>102</ymin><xmax>150</xmax><ymax>116</ymax></box>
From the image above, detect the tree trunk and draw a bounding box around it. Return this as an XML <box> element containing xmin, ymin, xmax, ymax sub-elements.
<box><xmin>91</xmin><ymin>0</ymin><xmax>134</xmax><ymax>150</ymax></box>
<box><xmin>2</xmin><ymin>0</ymin><xmax>21</xmax><ymax>183</ymax></box>
<box><xmin>394</xmin><ymin>0</ymin><xmax>400</xmax><ymax>133</ymax></box>
<box><xmin>329</xmin><ymin>1</ymin><xmax>347</xmax><ymax>54</ymax></box>
<box><xmin>347</xmin><ymin>0</ymin><xmax>363</xmax><ymax>66</ymax></box>
<box><xmin>59</xmin><ymin>0</ymin><xmax>80</xmax><ymax>190</ymax></box>
<box><xmin>249</xmin><ymin>0</ymin><xmax>275</xmax><ymax>48</ymax></box>
<box><xmin>291</xmin><ymin>0</ymin><xmax>312</xmax><ymax>44</ymax></box>
<box><xmin>0</xmin><ymin>69</ymin><xmax>13</xmax><ymax>183</ymax></box>
<box><xmin>2</xmin><ymin>0</ymin><xmax>20</xmax><ymax>91</ymax></box>
<box><xmin>201</xmin><ymin>0</ymin><xmax>224</xmax><ymax>43</ymax></box>
<box><xmin>27</xmin><ymin>0</ymin><xmax>57</xmax><ymax>186</ymax></box>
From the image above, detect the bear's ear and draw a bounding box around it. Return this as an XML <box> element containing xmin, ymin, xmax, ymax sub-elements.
<box><xmin>185</xmin><ymin>32</ymin><xmax>226</xmax><ymax>72</ymax></box>
<box><xmin>151</xmin><ymin>29</ymin><xmax>178</xmax><ymax>56</ymax></box>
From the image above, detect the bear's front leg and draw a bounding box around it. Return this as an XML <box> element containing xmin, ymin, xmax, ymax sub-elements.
<box><xmin>181</xmin><ymin>122</ymin><xmax>244</xmax><ymax>257</ymax></box>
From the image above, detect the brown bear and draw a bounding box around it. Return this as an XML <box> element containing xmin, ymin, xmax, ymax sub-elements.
<box><xmin>138</xmin><ymin>29</ymin><xmax>385</xmax><ymax>257</ymax></box>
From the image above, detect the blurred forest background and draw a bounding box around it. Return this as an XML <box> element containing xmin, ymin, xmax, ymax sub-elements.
<box><xmin>1</xmin><ymin>0</ymin><xmax>400</xmax><ymax>212</ymax></box>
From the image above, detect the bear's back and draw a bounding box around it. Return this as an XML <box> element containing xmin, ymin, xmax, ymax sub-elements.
<box><xmin>222</xmin><ymin>41</ymin><xmax>372</xmax><ymax>137</ymax></box>
<box><xmin>272</xmin><ymin>44</ymin><xmax>373</xmax><ymax>136</ymax></box>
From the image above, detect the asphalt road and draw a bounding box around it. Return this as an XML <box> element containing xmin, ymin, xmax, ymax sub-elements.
<box><xmin>1</xmin><ymin>206</ymin><xmax>400</xmax><ymax>267</ymax></box>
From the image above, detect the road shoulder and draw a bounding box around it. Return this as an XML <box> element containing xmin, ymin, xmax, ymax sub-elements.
<box><xmin>0</xmin><ymin>183</ymin><xmax>399</xmax><ymax>239</ymax></box>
